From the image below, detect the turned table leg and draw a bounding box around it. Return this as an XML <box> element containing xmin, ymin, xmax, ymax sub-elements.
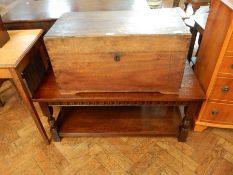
<box><xmin>187</xmin><ymin>23</ymin><xmax>198</xmax><ymax>65</ymax></box>
<box><xmin>39</xmin><ymin>103</ymin><xmax>61</xmax><ymax>142</ymax></box>
<box><xmin>178</xmin><ymin>103</ymin><xmax>199</xmax><ymax>142</ymax></box>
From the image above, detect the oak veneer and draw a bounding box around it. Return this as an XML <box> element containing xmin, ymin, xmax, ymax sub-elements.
<box><xmin>194</xmin><ymin>0</ymin><xmax>233</xmax><ymax>131</ymax></box>
<box><xmin>44</xmin><ymin>10</ymin><xmax>191</xmax><ymax>94</ymax></box>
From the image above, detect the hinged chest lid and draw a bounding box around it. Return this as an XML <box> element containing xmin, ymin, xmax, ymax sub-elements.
<box><xmin>45</xmin><ymin>9</ymin><xmax>190</xmax><ymax>38</ymax></box>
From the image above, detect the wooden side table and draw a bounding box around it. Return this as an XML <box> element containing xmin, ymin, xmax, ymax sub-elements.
<box><xmin>32</xmin><ymin>63</ymin><xmax>205</xmax><ymax>142</ymax></box>
<box><xmin>0</xmin><ymin>30</ymin><xmax>49</xmax><ymax>144</ymax></box>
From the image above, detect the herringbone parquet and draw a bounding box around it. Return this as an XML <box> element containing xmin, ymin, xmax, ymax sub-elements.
<box><xmin>1</xmin><ymin>80</ymin><xmax>233</xmax><ymax>175</ymax></box>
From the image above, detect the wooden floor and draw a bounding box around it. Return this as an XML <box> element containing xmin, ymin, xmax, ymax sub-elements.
<box><xmin>1</xmin><ymin>81</ymin><xmax>233</xmax><ymax>175</ymax></box>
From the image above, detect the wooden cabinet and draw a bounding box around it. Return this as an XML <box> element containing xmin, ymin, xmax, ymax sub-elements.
<box><xmin>44</xmin><ymin>9</ymin><xmax>191</xmax><ymax>94</ymax></box>
<box><xmin>194</xmin><ymin>0</ymin><xmax>233</xmax><ymax>131</ymax></box>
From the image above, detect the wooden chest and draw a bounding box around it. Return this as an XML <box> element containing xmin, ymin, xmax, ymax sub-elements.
<box><xmin>44</xmin><ymin>9</ymin><xmax>191</xmax><ymax>94</ymax></box>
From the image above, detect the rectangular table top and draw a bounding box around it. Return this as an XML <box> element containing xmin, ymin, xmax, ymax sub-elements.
<box><xmin>32</xmin><ymin>62</ymin><xmax>205</xmax><ymax>103</ymax></box>
<box><xmin>0</xmin><ymin>29</ymin><xmax>43</xmax><ymax>68</ymax></box>
<box><xmin>2</xmin><ymin>0</ymin><xmax>149</xmax><ymax>23</ymax></box>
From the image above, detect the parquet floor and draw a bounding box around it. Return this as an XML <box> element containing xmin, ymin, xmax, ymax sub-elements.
<box><xmin>1</xmin><ymin>81</ymin><xmax>233</xmax><ymax>175</ymax></box>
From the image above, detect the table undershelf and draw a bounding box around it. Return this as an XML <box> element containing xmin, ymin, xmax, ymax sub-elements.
<box><xmin>34</xmin><ymin>63</ymin><xmax>205</xmax><ymax>142</ymax></box>
<box><xmin>56</xmin><ymin>106</ymin><xmax>181</xmax><ymax>137</ymax></box>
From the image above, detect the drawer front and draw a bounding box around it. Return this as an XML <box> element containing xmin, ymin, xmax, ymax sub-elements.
<box><xmin>201</xmin><ymin>101</ymin><xmax>233</xmax><ymax>124</ymax></box>
<box><xmin>226</xmin><ymin>36</ymin><xmax>233</xmax><ymax>52</ymax></box>
<box><xmin>210</xmin><ymin>77</ymin><xmax>233</xmax><ymax>101</ymax></box>
<box><xmin>219</xmin><ymin>56</ymin><xmax>233</xmax><ymax>75</ymax></box>
<box><xmin>51</xmin><ymin>52</ymin><xmax>186</xmax><ymax>94</ymax></box>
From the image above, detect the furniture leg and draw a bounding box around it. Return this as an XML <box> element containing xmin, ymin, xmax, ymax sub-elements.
<box><xmin>10</xmin><ymin>68</ymin><xmax>49</xmax><ymax>144</ymax></box>
<box><xmin>187</xmin><ymin>23</ymin><xmax>198</xmax><ymax>64</ymax></box>
<box><xmin>178</xmin><ymin>103</ymin><xmax>199</xmax><ymax>142</ymax></box>
<box><xmin>194</xmin><ymin>124</ymin><xmax>208</xmax><ymax>132</ymax></box>
<box><xmin>195</xmin><ymin>33</ymin><xmax>203</xmax><ymax>57</ymax></box>
<box><xmin>39</xmin><ymin>103</ymin><xmax>61</xmax><ymax>142</ymax></box>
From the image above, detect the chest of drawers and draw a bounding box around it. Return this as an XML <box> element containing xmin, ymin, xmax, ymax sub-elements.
<box><xmin>194</xmin><ymin>0</ymin><xmax>233</xmax><ymax>131</ymax></box>
<box><xmin>44</xmin><ymin>9</ymin><xmax>191</xmax><ymax>94</ymax></box>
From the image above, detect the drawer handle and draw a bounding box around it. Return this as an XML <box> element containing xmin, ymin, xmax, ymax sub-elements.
<box><xmin>222</xmin><ymin>86</ymin><xmax>230</xmax><ymax>93</ymax></box>
<box><xmin>114</xmin><ymin>53</ymin><xmax>121</xmax><ymax>62</ymax></box>
<box><xmin>211</xmin><ymin>110</ymin><xmax>219</xmax><ymax>116</ymax></box>
<box><xmin>231</xmin><ymin>64</ymin><xmax>233</xmax><ymax>69</ymax></box>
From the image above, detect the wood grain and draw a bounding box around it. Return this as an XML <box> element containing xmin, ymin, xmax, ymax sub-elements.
<box><xmin>57</xmin><ymin>106</ymin><xmax>180</xmax><ymax>137</ymax></box>
<box><xmin>0</xmin><ymin>29</ymin><xmax>43</xmax><ymax>68</ymax></box>
<box><xmin>45</xmin><ymin>10</ymin><xmax>190</xmax><ymax>37</ymax></box>
<box><xmin>32</xmin><ymin>62</ymin><xmax>205</xmax><ymax>103</ymax></box>
<box><xmin>52</xmin><ymin>52</ymin><xmax>186</xmax><ymax>94</ymax></box>
<box><xmin>201</xmin><ymin>101</ymin><xmax>233</xmax><ymax>124</ymax></box>
<box><xmin>210</xmin><ymin>77</ymin><xmax>233</xmax><ymax>101</ymax></box>
<box><xmin>44</xmin><ymin>10</ymin><xmax>191</xmax><ymax>94</ymax></box>
<box><xmin>2</xmin><ymin>0</ymin><xmax>149</xmax><ymax>23</ymax></box>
